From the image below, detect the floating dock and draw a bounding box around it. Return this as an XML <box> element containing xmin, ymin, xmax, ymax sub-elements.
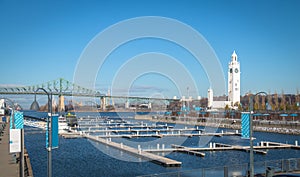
<box><xmin>80</xmin><ymin>127</ymin><xmax>239</xmax><ymax>139</ymax></box>
<box><xmin>85</xmin><ymin>135</ymin><xmax>181</xmax><ymax>167</ymax></box>
<box><xmin>144</xmin><ymin>141</ymin><xmax>300</xmax><ymax>155</ymax></box>
<box><xmin>171</xmin><ymin>144</ymin><xmax>205</xmax><ymax>157</ymax></box>
<box><xmin>61</xmin><ymin>129</ymin><xmax>300</xmax><ymax>168</ymax></box>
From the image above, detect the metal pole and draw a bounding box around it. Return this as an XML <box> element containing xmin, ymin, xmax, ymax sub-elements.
<box><xmin>249</xmin><ymin>91</ymin><xmax>268</xmax><ymax>177</ymax></box>
<box><xmin>48</xmin><ymin>93</ymin><xmax>52</xmax><ymax>177</ymax></box>
<box><xmin>20</xmin><ymin>128</ymin><xmax>25</xmax><ymax>177</ymax></box>
<box><xmin>249</xmin><ymin>95</ymin><xmax>254</xmax><ymax>177</ymax></box>
<box><xmin>250</xmin><ymin>112</ymin><xmax>254</xmax><ymax>176</ymax></box>
<box><xmin>46</xmin><ymin>95</ymin><xmax>51</xmax><ymax>177</ymax></box>
<box><xmin>35</xmin><ymin>88</ymin><xmax>52</xmax><ymax>177</ymax></box>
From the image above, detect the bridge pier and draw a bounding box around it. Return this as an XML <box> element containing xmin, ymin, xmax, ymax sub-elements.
<box><xmin>101</xmin><ymin>97</ymin><xmax>106</xmax><ymax>111</ymax></box>
<box><xmin>58</xmin><ymin>95</ymin><xmax>65</xmax><ymax>112</ymax></box>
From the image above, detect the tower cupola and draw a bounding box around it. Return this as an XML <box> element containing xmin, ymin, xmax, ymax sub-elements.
<box><xmin>231</xmin><ymin>50</ymin><xmax>238</xmax><ymax>62</ymax></box>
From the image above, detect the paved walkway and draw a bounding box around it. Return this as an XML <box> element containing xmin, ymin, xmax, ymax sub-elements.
<box><xmin>0</xmin><ymin>122</ymin><xmax>19</xmax><ymax>177</ymax></box>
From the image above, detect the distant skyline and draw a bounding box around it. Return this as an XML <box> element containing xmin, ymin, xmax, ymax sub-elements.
<box><xmin>0</xmin><ymin>0</ymin><xmax>299</xmax><ymax>98</ymax></box>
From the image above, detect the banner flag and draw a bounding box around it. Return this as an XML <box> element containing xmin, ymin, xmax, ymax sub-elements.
<box><xmin>52</xmin><ymin>115</ymin><xmax>59</xmax><ymax>148</ymax></box>
<box><xmin>46</xmin><ymin>120</ymin><xmax>49</xmax><ymax>148</ymax></box>
<box><xmin>10</xmin><ymin>113</ymin><xmax>13</xmax><ymax>129</ymax></box>
<box><xmin>46</xmin><ymin>115</ymin><xmax>59</xmax><ymax>149</ymax></box>
<box><xmin>14</xmin><ymin>111</ymin><xmax>24</xmax><ymax>129</ymax></box>
<box><xmin>241</xmin><ymin>112</ymin><xmax>250</xmax><ymax>138</ymax></box>
<box><xmin>9</xmin><ymin>129</ymin><xmax>21</xmax><ymax>153</ymax></box>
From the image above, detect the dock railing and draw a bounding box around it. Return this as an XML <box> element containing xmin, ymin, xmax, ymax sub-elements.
<box><xmin>137</xmin><ymin>158</ymin><xmax>300</xmax><ymax>177</ymax></box>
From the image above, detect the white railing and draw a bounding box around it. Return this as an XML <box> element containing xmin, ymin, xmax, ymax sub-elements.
<box><xmin>24</xmin><ymin>119</ymin><xmax>46</xmax><ymax>130</ymax></box>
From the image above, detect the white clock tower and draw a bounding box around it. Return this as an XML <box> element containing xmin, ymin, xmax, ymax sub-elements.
<box><xmin>228</xmin><ymin>50</ymin><xmax>240</xmax><ymax>106</ymax></box>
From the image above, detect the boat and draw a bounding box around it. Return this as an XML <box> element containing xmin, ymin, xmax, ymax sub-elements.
<box><xmin>65</xmin><ymin>112</ymin><xmax>78</xmax><ymax>127</ymax></box>
<box><xmin>58</xmin><ymin>115</ymin><xmax>69</xmax><ymax>134</ymax></box>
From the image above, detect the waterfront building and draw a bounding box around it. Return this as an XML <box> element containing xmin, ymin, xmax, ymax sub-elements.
<box><xmin>207</xmin><ymin>88</ymin><xmax>213</xmax><ymax>108</ymax></box>
<box><xmin>207</xmin><ymin>51</ymin><xmax>240</xmax><ymax>109</ymax></box>
<box><xmin>228</xmin><ymin>50</ymin><xmax>241</xmax><ymax>106</ymax></box>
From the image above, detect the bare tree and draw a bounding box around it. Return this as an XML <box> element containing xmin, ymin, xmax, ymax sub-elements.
<box><xmin>267</xmin><ymin>91</ymin><xmax>273</xmax><ymax>110</ymax></box>
<box><xmin>254</xmin><ymin>94</ymin><xmax>259</xmax><ymax>111</ymax></box>
<box><xmin>261</xmin><ymin>95</ymin><xmax>266</xmax><ymax>110</ymax></box>
<box><xmin>280</xmin><ymin>90</ymin><xmax>286</xmax><ymax>111</ymax></box>
<box><xmin>274</xmin><ymin>92</ymin><xmax>279</xmax><ymax>111</ymax></box>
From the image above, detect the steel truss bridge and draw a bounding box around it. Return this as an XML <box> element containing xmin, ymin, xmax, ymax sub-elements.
<box><xmin>0</xmin><ymin>78</ymin><xmax>178</xmax><ymax>103</ymax></box>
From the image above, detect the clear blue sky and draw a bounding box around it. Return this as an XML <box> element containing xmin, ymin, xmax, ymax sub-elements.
<box><xmin>0</xmin><ymin>0</ymin><xmax>299</xmax><ymax>98</ymax></box>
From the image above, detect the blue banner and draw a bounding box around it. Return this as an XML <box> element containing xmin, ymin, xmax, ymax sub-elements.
<box><xmin>241</xmin><ymin>112</ymin><xmax>250</xmax><ymax>138</ymax></box>
<box><xmin>46</xmin><ymin>120</ymin><xmax>48</xmax><ymax>148</ymax></box>
<box><xmin>164</xmin><ymin>111</ymin><xmax>171</xmax><ymax>115</ymax></box>
<box><xmin>194</xmin><ymin>107</ymin><xmax>201</xmax><ymax>111</ymax></box>
<box><xmin>10</xmin><ymin>113</ymin><xmax>13</xmax><ymax>129</ymax></box>
<box><xmin>14</xmin><ymin>111</ymin><xmax>24</xmax><ymax>129</ymax></box>
<box><xmin>52</xmin><ymin>115</ymin><xmax>59</xmax><ymax>148</ymax></box>
<box><xmin>46</xmin><ymin>115</ymin><xmax>59</xmax><ymax>149</ymax></box>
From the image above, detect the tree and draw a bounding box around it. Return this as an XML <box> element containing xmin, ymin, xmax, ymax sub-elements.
<box><xmin>261</xmin><ymin>96</ymin><xmax>266</xmax><ymax>110</ymax></box>
<box><xmin>296</xmin><ymin>89</ymin><xmax>300</xmax><ymax>111</ymax></box>
<box><xmin>238</xmin><ymin>104</ymin><xmax>243</xmax><ymax>111</ymax></box>
<box><xmin>280</xmin><ymin>91</ymin><xmax>286</xmax><ymax>111</ymax></box>
<box><xmin>267</xmin><ymin>91</ymin><xmax>273</xmax><ymax>110</ymax></box>
<box><xmin>225</xmin><ymin>104</ymin><xmax>230</xmax><ymax>111</ymax></box>
<box><xmin>274</xmin><ymin>92</ymin><xmax>279</xmax><ymax>111</ymax></box>
<box><xmin>254</xmin><ymin>94</ymin><xmax>259</xmax><ymax>111</ymax></box>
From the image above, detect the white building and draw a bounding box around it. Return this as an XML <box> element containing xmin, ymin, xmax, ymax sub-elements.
<box><xmin>212</xmin><ymin>101</ymin><xmax>231</xmax><ymax>109</ymax></box>
<box><xmin>208</xmin><ymin>51</ymin><xmax>241</xmax><ymax>109</ymax></box>
<box><xmin>0</xmin><ymin>99</ymin><xmax>5</xmax><ymax>115</ymax></box>
<box><xmin>207</xmin><ymin>88</ymin><xmax>213</xmax><ymax>108</ymax></box>
<box><xmin>228</xmin><ymin>50</ymin><xmax>240</xmax><ymax>106</ymax></box>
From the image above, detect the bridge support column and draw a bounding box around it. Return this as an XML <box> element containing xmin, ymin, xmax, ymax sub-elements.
<box><xmin>58</xmin><ymin>95</ymin><xmax>65</xmax><ymax>113</ymax></box>
<box><xmin>101</xmin><ymin>97</ymin><xmax>106</xmax><ymax>111</ymax></box>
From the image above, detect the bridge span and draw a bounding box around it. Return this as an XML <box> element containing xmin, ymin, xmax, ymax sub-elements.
<box><xmin>0</xmin><ymin>78</ymin><xmax>179</xmax><ymax>111</ymax></box>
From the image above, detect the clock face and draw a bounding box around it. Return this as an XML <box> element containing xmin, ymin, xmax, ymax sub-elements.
<box><xmin>235</xmin><ymin>68</ymin><xmax>239</xmax><ymax>73</ymax></box>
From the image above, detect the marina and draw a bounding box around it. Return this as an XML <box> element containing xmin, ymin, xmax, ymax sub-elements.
<box><xmin>83</xmin><ymin>132</ymin><xmax>300</xmax><ymax>164</ymax></box>
<box><xmin>59</xmin><ymin>127</ymin><xmax>300</xmax><ymax>168</ymax></box>
<box><xmin>1</xmin><ymin>111</ymin><xmax>297</xmax><ymax>177</ymax></box>
<box><xmin>55</xmin><ymin>114</ymin><xmax>300</xmax><ymax>171</ymax></box>
<box><xmin>1</xmin><ymin>1</ymin><xmax>300</xmax><ymax>176</ymax></box>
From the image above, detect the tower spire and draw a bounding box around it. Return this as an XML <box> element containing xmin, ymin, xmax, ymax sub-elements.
<box><xmin>231</xmin><ymin>50</ymin><xmax>238</xmax><ymax>61</ymax></box>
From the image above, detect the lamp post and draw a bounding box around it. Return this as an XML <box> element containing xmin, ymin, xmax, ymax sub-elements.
<box><xmin>35</xmin><ymin>88</ymin><xmax>52</xmax><ymax>177</ymax></box>
<box><xmin>249</xmin><ymin>91</ymin><xmax>268</xmax><ymax>177</ymax></box>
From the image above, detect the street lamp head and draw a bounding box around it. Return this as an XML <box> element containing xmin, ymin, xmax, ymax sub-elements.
<box><xmin>30</xmin><ymin>100</ymin><xmax>40</xmax><ymax>111</ymax></box>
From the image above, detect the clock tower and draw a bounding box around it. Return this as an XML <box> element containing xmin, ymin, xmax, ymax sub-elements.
<box><xmin>228</xmin><ymin>50</ymin><xmax>240</xmax><ymax>106</ymax></box>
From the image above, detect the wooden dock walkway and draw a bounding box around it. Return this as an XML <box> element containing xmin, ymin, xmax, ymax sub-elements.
<box><xmin>171</xmin><ymin>144</ymin><xmax>205</xmax><ymax>157</ymax></box>
<box><xmin>78</xmin><ymin>124</ymin><xmax>174</xmax><ymax>129</ymax></box>
<box><xmin>143</xmin><ymin>145</ymin><xmax>266</xmax><ymax>154</ymax></box>
<box><xmin>214</xmin><ymin>143</ymin><xmax>267</xmax><ymax>155</ymax></box>
<box><xmin>0</xmin><ymin>122</ymin><xmax>19</xmax><ymax>177</ymax></box>
<box><xmin>85</xmin><ymin>135</ymin><xmax>182</xmax><ymax>167</ymax></box>
<box><xmin>80</xmin><ymin>129</ymin><xmax>239</xmax><ymax>139</ymax></box>
<box><xmin>83</xmin><ymin>127</ymin><xmax>200</xmax><ymax>133</ymax></box>
<box><xmin>144</xmin><ymin>141</ymin><xmax>300</xmax><ymax>156</ymax></box>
